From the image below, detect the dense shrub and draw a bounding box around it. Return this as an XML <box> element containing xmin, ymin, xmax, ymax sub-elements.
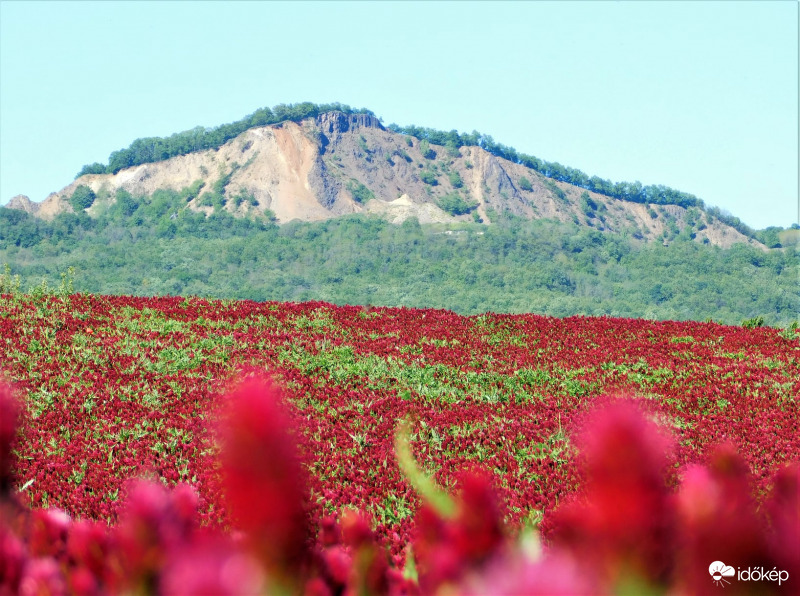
<box><xmin>68</xmin><ymin>185</ymin><xmax>96</xmax><ymax>212</ymax></box>
<box><xmin>419</xmin><ymin>170</ymin><xmax>438</xmax><ymax>186</ymax></box>
<box><xmin>346</xmin><ymin>180</ymin><xmax>375</xmax><ymax>203</ymax></box>
<box><xmin>448</xmin><ymin>171</ymin><xmax>463</xmax><ymax>189</ymax></box>
<box><xmin>437</xmin><ymin>192</ymin><xmax>478</xmax><ymax>216</ymax></box>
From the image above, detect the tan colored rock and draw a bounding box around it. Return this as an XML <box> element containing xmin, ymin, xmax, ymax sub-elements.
<box><xmin>6</xmin><ymin>195</ymin><xmax>37</xmax><ymax>215</ymax></box>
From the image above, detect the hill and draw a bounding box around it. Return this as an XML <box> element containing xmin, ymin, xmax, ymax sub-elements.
<box><xmin>5</xmin><ymin>107</ymin><xmax>763</xmax><ymax>249</ymax></box>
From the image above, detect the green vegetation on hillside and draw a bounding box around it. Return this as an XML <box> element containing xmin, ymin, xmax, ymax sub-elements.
<box><xmin>2</xmin><ymin>200</ymin><xmax>797</xmax><ymax>325</ymax></box>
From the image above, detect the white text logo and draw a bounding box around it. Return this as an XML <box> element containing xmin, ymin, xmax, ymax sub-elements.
<box><xmin>709</xmin><ymin>561</ymin><xmax>790</xmax><ymax>588</ymax></box>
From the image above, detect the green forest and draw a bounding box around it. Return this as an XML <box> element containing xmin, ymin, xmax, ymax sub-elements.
<box><xmin>2</xmin><ymin>188</ymin><xmax>797</xmax><ymax>326</ymax></box>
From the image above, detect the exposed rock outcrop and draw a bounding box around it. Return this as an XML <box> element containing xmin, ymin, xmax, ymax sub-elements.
<box><xmin>7</xmin><ymin>195</ymin><xmax>37</xmax><ymax>215</ymax></box>
<box><xmin>316</xmin><ymin>111</ymin><xmax>384</xmax><ymax>136</ymax></box>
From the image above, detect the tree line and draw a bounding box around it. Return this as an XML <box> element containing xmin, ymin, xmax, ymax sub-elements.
<box><xmin>387</xmin><ymin>124</ymin><xmax>705</xmax><ymax>209</ymax></box>
<box><xmin>76</xmin><ymin>102</ymin><xmax>376</xmax><ymax>177</ymax></box>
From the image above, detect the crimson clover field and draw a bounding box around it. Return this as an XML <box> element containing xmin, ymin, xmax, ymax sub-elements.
<box><xmin>2</xmin><ymin>292</ymin><xmax>797</xmax><ymax>564</ymax></box>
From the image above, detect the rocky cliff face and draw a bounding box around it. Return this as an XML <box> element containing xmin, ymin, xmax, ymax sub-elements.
<box><xmin>7</xmin><ymin>112</ymin><xmax>762</xmax><ymax>249</ymax></box>
<box><xmin>7</xmin><ymin>195</ymin><xmax>37</xmax><ymax>215</ymax></box>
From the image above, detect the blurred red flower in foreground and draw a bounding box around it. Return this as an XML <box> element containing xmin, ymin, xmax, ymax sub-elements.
<box><xmin>413</xmin><ymin>469</ymin><xmax>506</xmax><ymax>593</ymax></box>
<box><xmin>216</xmin><ymin>376</ymin><xmax>310</xmax><ymax>579</ymax></box>
<box><xmin>1</xmin><ymin>377</ymin><xmax>798</xmax><ymax>595</ymax></box>
<box><xmin>550</xmin><ymin>402</ymin><xmax>675</xmax><ymax>587</ymax></box>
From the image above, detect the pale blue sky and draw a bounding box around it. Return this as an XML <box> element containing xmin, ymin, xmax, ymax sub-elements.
<box><xmin>1</xmin><ymin>1</ymin><xmax>797</xmax><ymax>229</ymax></box>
